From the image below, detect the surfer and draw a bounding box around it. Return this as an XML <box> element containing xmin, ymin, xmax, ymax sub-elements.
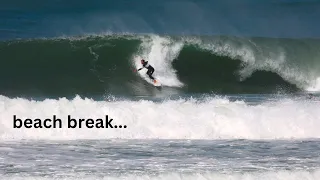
<box><xmin>135</xmin><ymin>59</ymin><xmax>157</xmax><ymax>83</ymax></box>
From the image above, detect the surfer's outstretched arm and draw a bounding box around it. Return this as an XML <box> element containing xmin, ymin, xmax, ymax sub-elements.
<box><xmin>133</xmin><ymin>67</ymin><xmax>143</xmax><ymax>72</ymax></box>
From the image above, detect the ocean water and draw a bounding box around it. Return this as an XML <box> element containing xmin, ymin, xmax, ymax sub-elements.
<box><xmin>1</xmin><ymin>0</ymin><xmax>320</xmax><ymax>179</ymax></box>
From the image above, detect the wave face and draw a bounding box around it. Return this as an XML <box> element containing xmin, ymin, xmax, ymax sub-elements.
<box><xmin>1</xmin><ymin>35</ymin><xmax>320</xmax><ymax>98</ymax></box>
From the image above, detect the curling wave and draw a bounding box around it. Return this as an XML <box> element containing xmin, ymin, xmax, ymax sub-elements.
<box><xmin>1</xmin><ymin>34</ymin><xmax>320</xmax><ymax>98</ymax></box>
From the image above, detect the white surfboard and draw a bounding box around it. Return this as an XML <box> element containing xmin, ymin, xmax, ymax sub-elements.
<box><xmin>136</xmin><ymin>68</ymin><xmax>161</xmax><ymax>87</ymax></box>
<box><xmin>144</xmin><ymin>77</ymin><xmax>161</xmax><ymax>87</ymax></box>
<box><xmin>153</xmin><ymin>79</ymin><xmax>161</xmax><ymax>87</ymax></box>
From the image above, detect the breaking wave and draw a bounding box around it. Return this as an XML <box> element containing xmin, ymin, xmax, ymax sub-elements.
<box><xmin>1</xmin><ymin>34</ymin><xmax>320</xmax><ymax>98</ymax></box>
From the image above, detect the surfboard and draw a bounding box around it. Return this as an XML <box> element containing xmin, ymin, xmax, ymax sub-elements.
<box><xmin>134</xmin><ymin>68</ymin><xmax>161</xmax><ymax>87</ymax></box>
<box><xmin>153</xmin><ymin>79</ymin><xmax>161</xmax><ymax>87</ymax></box>
<box><xmin>144</xmin><ymin>76</ymin><xmax>161</xmax><ymax>87</ymax></box>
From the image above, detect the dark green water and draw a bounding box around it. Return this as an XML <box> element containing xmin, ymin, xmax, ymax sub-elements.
<box><xmin>1</xmin><ymin>34</ymin><xmax>320</xmax><ymax>98</ymax></box>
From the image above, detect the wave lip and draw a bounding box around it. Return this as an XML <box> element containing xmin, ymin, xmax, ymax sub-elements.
<box><xmin>307</xmin><ymin>77</ymin><xmax>320</xmax><ymax>92</ymax></box>
<box><xmin>1</xmin><ymin>95</ymin><xmax>319</xmax><ymax>140</ymax></box>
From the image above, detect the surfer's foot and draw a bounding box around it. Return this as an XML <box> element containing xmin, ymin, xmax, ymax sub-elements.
<box><xmin>153</xmin><ymin>80</ymin><xmax>157</xmax><ymax>83</ymax></box>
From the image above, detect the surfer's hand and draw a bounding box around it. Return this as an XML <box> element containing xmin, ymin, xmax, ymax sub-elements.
<box><xmin>133</xmin><ymin>69</ymin><xmax>137</xmax><ymax>72</ymax></box>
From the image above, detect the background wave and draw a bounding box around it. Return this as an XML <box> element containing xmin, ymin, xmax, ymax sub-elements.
<box><xmin>1</xmin><ymin>34</ymin><xmax>320</xmax><ymax>98</ymax></box>
<box><xmin>2</xmin><ymin>0</ymin><xmax>320</xmax><ymax>40</ymax></box>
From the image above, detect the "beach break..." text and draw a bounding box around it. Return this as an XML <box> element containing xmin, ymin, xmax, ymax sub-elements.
<box><xmin>13</xmin><ymin>115</ymin><xmax>127</xmax><ymax>129</ymax></box>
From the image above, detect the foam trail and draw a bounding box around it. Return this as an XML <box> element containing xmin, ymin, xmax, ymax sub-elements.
<box><xmin>307</xmin><ymin>77</ymin><xmax>320</xmax><ymax>92</ymax></box>
<box><xmin>133</xmin><ymin>35</ymin><xmax>184</xmax><ymax>87</ymax></box>
<box><xmin>0</xmin><ymin>95</ymin><xmax>319</xmax><ymax>140</ymax></box>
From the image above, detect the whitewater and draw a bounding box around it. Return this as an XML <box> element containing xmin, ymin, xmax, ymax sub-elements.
<box><xmin>0</xmin><ymin>95</ymin><xmax>319</xmax><ymax>140</ymax></box>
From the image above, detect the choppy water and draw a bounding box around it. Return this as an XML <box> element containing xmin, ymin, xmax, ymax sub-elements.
<box><xmin>1</xmin><ymin>139</ymin><xmax>320</xmax><ymax>179</ymax></box>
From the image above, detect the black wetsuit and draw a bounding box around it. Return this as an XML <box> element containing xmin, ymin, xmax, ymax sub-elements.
<box><xmin>137</xmin><ymin>61</ymin><xmax>155</xmax><ymax>80</ymax></box>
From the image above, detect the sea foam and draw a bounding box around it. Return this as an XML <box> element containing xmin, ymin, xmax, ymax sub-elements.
<box><xmin>0</xmin><ymin>95</ymin><xmax>319</xmax><ymax>141</ymax></box>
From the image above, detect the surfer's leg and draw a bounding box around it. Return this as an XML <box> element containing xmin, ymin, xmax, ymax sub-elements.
<box><xmin>147</xmin><ymin>69</ymin><xmax>155</xmax><ymax>80</ymax></box>
<box><xmin>147</xmin><ymin>73</ymin><xmax>154</xmax><ymax>80</ymax></box>
<box><xmin>150</xmin><ymin>68</ymin><xmax>154</xmax><ymax>75</ymax></box>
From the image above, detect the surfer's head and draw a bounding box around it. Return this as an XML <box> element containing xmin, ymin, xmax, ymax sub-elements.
<box><xmin>141</xmin><ymin>59</ymin><xmax>145</xmax><ymax>64</ymax></box>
